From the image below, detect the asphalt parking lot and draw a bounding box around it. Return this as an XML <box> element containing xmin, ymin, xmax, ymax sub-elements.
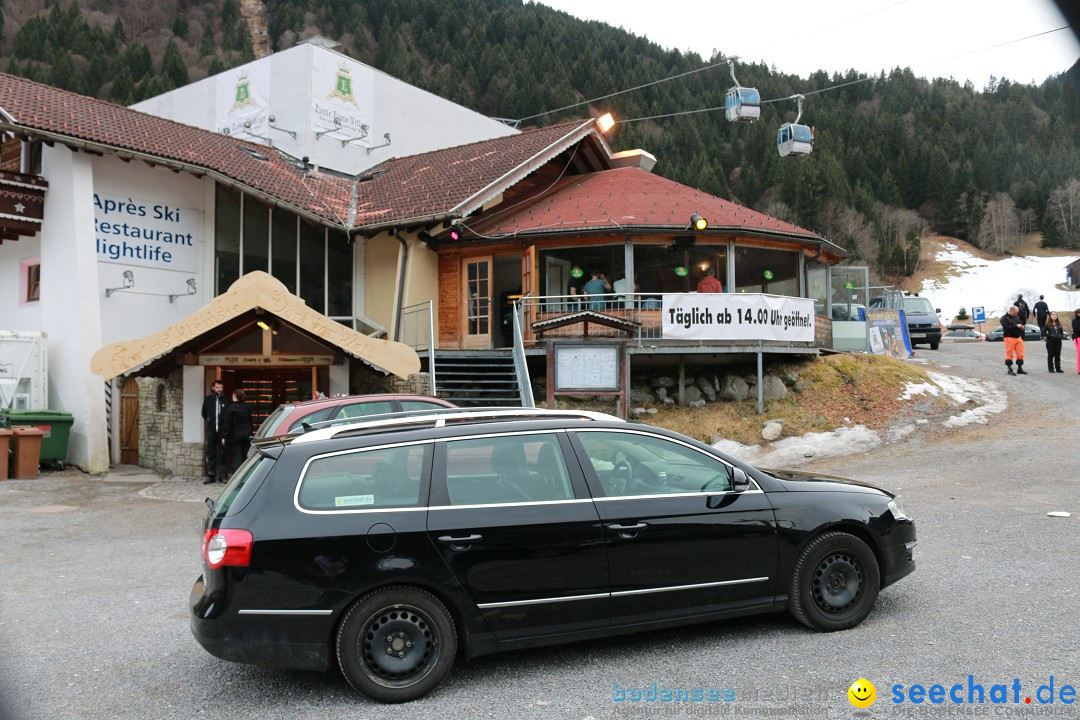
<box><xmin>1</xmin><ymin>340</ymin><xmax>1077</xmax><ymax>720</ymax></box>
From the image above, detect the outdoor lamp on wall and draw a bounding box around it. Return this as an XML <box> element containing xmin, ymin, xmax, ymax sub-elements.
<box><xmin>168</xmin><ymin>277</ymin><xmax>197</xmax><ymax>303</ymax></box>
<box><xmin>690</xmin><ymin>213</ymin><xmax>708</xmax><ymax>231</ymax></box>
<box><xmin>105</xmin><ymin>270</ymin><xmax>135</xmax><ymax>297</ymax></box>
<box><xmin>596</xmin><ymin>113</ymin><xmax>615</xmax><ymax>133</ymax></box>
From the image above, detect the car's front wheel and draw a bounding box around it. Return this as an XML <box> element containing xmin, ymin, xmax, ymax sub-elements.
<box><xmin>336</xmin><ymin>586</ymin><xmax>457</xmax><ymax>703</ymax></box>
<box><xmin>788</xmin><ymin>531</ymin><xmax>880</xmax><ymax>632</ymax></box>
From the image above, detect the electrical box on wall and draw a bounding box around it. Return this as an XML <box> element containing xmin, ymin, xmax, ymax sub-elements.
<box><xmin>0</xmin><ymin>331</ymin><xmax>48</xmax><ymax>409</ymax></box>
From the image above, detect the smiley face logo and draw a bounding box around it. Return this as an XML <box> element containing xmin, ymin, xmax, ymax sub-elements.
<box><xmin>848</xmin><ymin>678</ymin><xmax>876</xmax><ymax>708</ymax></box>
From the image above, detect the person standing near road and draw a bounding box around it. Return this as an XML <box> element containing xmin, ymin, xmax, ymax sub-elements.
<box><xmin>221</xmin><ymin>388</ymin><xmax>254</xmax><ymax>478</ymax></box>
<box><xmin>1033</xmin><ymin>295</ymin><xmax>1050</xmax><ymax>336</ymax></box>
<box><xmin>1073</xmin><ymin>309</ymin><xmax>1080</xmax><ymax>374</ymax></box>
<box><xmin>1043</xmin><ymin>312</ymin><xmax>1065</xmax><ymax>373</ymax></box>
<box><xmin>1013</xmin><ymin>294</ymin><xmax>1030</xmax><ymax>326</ymax></box>
<box><xmin>1000</xmin><ymin>305</ymin><xmax>1027</xmax><ymax>376</ymax></box>
<box><xmin>201</xmin><ymin>379</ymin><xmax>227</xmax><ymax>484</ymax></box>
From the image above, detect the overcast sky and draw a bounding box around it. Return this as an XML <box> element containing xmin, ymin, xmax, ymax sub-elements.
<box><xmin>535</xmin><ymin>0</ymin><xmax>1079</xmax><ymax>90</ymax></box>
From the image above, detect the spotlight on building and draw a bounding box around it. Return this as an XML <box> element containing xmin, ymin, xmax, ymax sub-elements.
<box><xmin>105</xmin><ymin>270</ymin><xmax>135</xmax><ymax>297</ymax></box>
<box><xmin>597</xmin><ymin>113</ymin><xmax>615</xmax><ymax>133</ymax></box>
<box><xmin>690</xmin><ymin>213</ymin><xmax>708</xmax><ymax>231</ymax></box>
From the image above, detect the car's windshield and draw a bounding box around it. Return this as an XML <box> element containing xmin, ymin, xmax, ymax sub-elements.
<box><xmin>902</xmin><ymin>297</ymin><xmax>935</xmax><ymax>314</ymax></box>
<box><xmin>254</xmin><ymin>405</ymin><xmax>290</xmax><ymax>439</ymax></box>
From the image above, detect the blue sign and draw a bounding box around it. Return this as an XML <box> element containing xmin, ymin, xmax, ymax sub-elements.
<box><xmin>972</xmin><ymin>306</ymin><xmax>986</xmax><ymax>323</ymax></box>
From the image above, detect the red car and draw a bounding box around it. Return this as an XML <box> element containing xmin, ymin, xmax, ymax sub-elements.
<box><xmin>253</xmin><ymin>394</ymin><xmax>457</xmax><ymax>439</ymax></box>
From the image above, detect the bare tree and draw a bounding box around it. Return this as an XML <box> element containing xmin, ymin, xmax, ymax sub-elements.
<box><xmin>876</xmin><ymin>205</ymin><xmax>926</xmax><ymax>274</ymax></box>
<box><xmin>762</xmin><ymin>200</ymin><xmax>796</xmax><ymax>225</ymax></box>
<box><xmin>977</xmin><ymin>193</ymin><xmax>1021</xmax><ymax>254</ymax></box>
<box><xmin>1046</xmin><ymin>178</ymin><xmax>1080</xmax><ymax>246</ymax></box>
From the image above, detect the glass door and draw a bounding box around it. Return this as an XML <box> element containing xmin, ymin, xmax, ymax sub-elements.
<box><xmin>464</xmin><ymin>256</ymin><xmax>493</xmax><ymax>349</ymax></box>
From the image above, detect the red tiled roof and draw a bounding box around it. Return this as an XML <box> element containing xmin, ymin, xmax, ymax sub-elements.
<box><xmin>461</xmin><ymin>166</ymin><xmax>824</xmax><ymax>242</ymax></box>
<box><xmin>0</xmin><ymin>72</ymin><xmax>599</xmax><ymax>232</ymax></box>
<box><xmin>0</xmin><ymin>72</ymin><xmax>354</xmax><ymax>224</ymax></box>
<box><xmin>0</xmin><ymin>73</ymin><xmax>824</xmax><ymax>248</ymax></box>
<box><xmin>355</xmin><ymin>120</ymin><xmax>596</xmax><ymax>228</ymax></box>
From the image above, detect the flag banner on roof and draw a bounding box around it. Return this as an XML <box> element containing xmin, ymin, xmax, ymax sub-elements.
<box><xmin>662</xmin><ymin>294</ymin><xmax>815</xmax><ymax>342</ymax></box>
<box><xmin>216</xmin><ymin>63</ymin><xmax>271</xmax><ymax>139</ymax></box>
<box><xmin>311</xmin><ymin>53</ymin><xmax>374</xmax><ymax>141</ymax></box>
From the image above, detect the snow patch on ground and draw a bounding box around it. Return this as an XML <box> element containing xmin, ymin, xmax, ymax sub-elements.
<box><xmin>717</xmin><ymin>370</ymin><xmax>1008</xmax><ymax>466</ymax></box>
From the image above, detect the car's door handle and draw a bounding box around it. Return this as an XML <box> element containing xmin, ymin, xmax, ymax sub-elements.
<box><xmin>437</xmin><ymin>534</ymin><xmax>482</xmax><ymax>550</ymax></box>
<box><xmin>606</xmin><ymin>522</ymin><xmax>647</xmax><ymax>537</ymax></box>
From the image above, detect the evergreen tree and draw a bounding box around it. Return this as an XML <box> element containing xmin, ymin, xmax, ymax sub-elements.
<box><xmin>108</xmin><ymin>64</ymin><xmax>134</xmax><ymax>105</ymax></box>
<box><xmin>161</xmin><ymin>39</ymin><xmax>189</xmax><ymax>89</ymax></box>
<box><xmin>199</xmin><ymin>23</ymin><xmax>215</xmax><ymax>57</ymax></box>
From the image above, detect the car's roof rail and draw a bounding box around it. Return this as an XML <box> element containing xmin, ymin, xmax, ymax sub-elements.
<box><xmin>299</xmin><ymin>406</ymin><xmax>465</xmax><ymax>432</ymax></box>
<box><xmin>290</xmin><ymin>407</ymin><xmax>624</xmax><ymax>444</ymax></box>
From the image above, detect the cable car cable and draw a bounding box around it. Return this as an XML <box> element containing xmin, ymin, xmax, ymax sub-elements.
<box><xmin>613</xmin><ymin>24</ymin><xmax>1070</xmax><ymax>125</ymax></box>
<box><xmin>513</xmin><ymin>58</ymin><xmax>730</xmax><ymax>125</ymax></box>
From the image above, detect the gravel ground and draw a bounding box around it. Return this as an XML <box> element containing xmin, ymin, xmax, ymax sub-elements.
<box><xmin>1</xmin><ymin>339</ymin><xmax>1077</xmax><ymax>720</ymax></box>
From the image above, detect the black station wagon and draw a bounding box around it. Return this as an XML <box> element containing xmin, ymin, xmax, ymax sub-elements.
<box><xmin>190</xmin><ymin>408</ymin><xmax>916</xmax><ymax>703</ymax></box>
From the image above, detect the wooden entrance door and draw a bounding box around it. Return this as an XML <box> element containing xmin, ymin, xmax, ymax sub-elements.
<box><xmin>521</xmin><ymin>245</ymin><xmax>537</xmax><ymax>342</ymax></box>
<box><xmin>120</xmin><ymin>377</ymin><xmax>139</xmax><ymax>465</ymax></box>
<box><xmin>232</xmin><ymin>369</ymin><xmax>315</xmax><ymax>431</ymax></box>
<box><xmin>463</xmin><ymin>256</ymin><xmax>493</xmax><ymax>349</ymax></box>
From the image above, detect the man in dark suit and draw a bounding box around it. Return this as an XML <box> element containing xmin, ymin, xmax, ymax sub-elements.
<box><xmin>1033</xmin><ymin>295</ymin><xmax>1050</xmax><ymax>337</ymax></box>
<box><xmin>201</xmin><ymin>379</ymin><xmax>227</xmax><ymax>484</ymax></box>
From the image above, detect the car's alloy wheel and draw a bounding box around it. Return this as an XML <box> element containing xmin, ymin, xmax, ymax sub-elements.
<box><xmin>336</xmin><ymin>586</ymin><xmax>457</xmax><ymax>703</ymax></box>
<box><xmin>788</xmin><ymin>531</ymin><xmax>880</xmax><ymax>631</ymax></box>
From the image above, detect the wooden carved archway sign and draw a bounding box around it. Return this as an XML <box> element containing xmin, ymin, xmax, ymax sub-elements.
<box><xmin>91</xmin><ymin>271</ymin><xmax>420</xmax><ymax>379</ymax></box>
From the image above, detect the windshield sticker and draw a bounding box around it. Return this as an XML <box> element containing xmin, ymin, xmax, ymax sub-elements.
<box><xmin>335</xmin><ymin>494</ymin><xmax>375</xmax><ymax>507</ymax></box>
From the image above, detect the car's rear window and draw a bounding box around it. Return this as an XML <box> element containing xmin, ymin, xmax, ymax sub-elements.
<box><xmin>212</xmin><ymin>453</ymin><xmax>273</xmax><ymax>519</ymax></box>
<box><xmin>297</xmin><ymin>443</ymin><xmax>431</xmax><ymax>511</ymax></box>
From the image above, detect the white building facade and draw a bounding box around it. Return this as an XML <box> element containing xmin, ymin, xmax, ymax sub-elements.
<box><xmin>0</xmin><ymin>40</ymin><xmax>520</xmax><ymax>474</ymax></box>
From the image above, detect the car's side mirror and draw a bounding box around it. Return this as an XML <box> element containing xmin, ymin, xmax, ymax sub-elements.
<box><xmin>732</xmin><ymin>467</ymin><xmax>751</xmax><ymax>492</ymax></box>
<box><xmin>935</xmin><ymin>308</ymin><xmax>941</xmax><ymax>314</ymax></box>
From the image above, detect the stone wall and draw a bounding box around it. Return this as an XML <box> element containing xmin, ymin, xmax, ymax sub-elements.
<box><xmin>628</xmin><ymin>365</ymin><xmax>807</xmax><ymax>416</ymax></box>
<box><xmin>349</xmin><ymin>358</ymin><xmax>432</xmax><ymax>397</ymax></box>
<box><xmin>137</xmin><ymin>369</ymin><xmax>203</xmax><ymax>477</ymax></box>
<box><xmin>387</xmin><ymin>372</ymin><xmax>432</xmax><ymax>396</ymax></box>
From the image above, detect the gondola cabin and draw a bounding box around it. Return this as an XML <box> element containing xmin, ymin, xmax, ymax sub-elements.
<box><xmin>777</xmin><ymin>123</ymin><xmax>813</xmax><ymax>157</ymax></box>
<box><xmin>725</xmin><ymin>86</ymin><xmax>761</xmax><ymax>122</ymax></box>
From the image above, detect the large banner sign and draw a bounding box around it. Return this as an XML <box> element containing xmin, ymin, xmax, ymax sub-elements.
<box><xmin>312</xmin><ymin>54</ymin><xmax>374</xmax><ymax>144</ymax></box>
<box><xmin>94</xmin><ymin>193</ymin><xmax>201</xmax><ymax>273</ymax></box>
<box><xmin>661</xmin><ymin>294</ymin><xmax>815</xmax><ymax>341</ymax></box>
<box><xmin>215</xmin><ymin>64</ymin><xmax>271</xmax><ymax>139</ymax></box>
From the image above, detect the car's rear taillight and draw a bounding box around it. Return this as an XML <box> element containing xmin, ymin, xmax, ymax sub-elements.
<box><xmin>202</xmin><ymin>528</ymin><xmax>253</xmax><ymax>569</ymax></box>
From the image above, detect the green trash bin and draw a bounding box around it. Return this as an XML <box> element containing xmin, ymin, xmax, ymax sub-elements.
<box><xmin>0</xmin><ymin>409</ymin><xmax>74</xmax><ymax>464</ymax></box>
